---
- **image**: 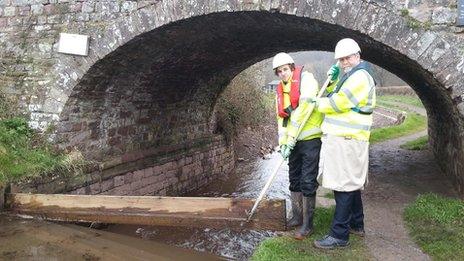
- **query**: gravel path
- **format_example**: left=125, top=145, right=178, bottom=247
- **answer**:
left=363, top=103, right=457, bottom=260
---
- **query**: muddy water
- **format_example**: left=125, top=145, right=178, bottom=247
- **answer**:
left=0, top=214, right=221, bottom=260
left=105, top=154, right=290, bottom=260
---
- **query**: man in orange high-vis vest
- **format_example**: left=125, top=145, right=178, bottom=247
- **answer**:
left=272, top=52, right=324, bottom=239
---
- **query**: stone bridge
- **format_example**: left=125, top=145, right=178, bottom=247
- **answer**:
left=1, top=0, right=464, bottom=195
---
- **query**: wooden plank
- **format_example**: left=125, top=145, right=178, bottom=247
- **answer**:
left=5, top=193, right=286, bottom=231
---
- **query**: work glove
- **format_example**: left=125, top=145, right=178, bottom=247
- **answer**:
left=281, top=145, right=292, bottom=159
left=280, top=144, right=289, bottom=158
left=327, top=64, right=340, bottom=82
left=287, top=137, right=296, bottom=150
left=281, top=137, right=296, bottom=159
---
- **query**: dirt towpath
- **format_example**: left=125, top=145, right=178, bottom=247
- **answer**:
left=363, top=104, right=458, bottom=260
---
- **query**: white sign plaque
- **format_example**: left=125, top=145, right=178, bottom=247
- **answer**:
left=58, top=33, right=89, bottom=56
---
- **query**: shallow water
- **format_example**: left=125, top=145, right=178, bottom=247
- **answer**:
left=105, top=152, right=290, bottom=260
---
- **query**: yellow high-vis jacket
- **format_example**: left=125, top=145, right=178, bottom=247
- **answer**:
left=276, top=71, right=323, bottom=146
left=317, top=62, right=376, bottom=141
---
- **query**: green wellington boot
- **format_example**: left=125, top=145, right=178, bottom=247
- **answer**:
left=294, top=196, right=315, bottom=240
left=287, top=192, right=303, bottom=228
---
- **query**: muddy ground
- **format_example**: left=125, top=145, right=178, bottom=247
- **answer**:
left=0, top=215, right=223, bottom=260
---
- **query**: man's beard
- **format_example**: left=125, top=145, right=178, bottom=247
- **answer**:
left=344, top=67, right=353, bottom=73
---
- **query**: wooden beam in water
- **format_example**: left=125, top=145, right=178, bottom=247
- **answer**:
left=5, top=193, right=286, bottom=231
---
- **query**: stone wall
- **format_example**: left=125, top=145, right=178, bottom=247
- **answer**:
left=15, top=134, right=235, bottom=196
left=0, top=1, right=462, bottom=131
left=0, top=0, right=161, bottom=127
left=1, top=0, right=464, bottom=195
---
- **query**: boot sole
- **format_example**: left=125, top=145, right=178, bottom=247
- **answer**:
left=294, top=231, right=312, bottom=240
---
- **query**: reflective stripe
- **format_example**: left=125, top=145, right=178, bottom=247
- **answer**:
left=290, top=120, right=299, bottom=128
left=329, top=97, right=342, bottom=113
left=298, top=127, right=322, bottom=139
left=278, top=130, right=287, bottom=136
left=325, top=117, right=371, bottom=131
left=351, top=70, right=376, bottom=114
left=364, top=70, right=375, bottom=108
left=341, top=88, right=359, bottom=106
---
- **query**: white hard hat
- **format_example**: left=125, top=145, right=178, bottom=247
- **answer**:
left=334, top=38, right=361, bottom=59
left=272, top=52, right=295, bottom=69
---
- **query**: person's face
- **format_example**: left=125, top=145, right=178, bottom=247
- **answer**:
left=338, top=53, right=360, bottom=70
left=276, top=64, right=293, bottom=81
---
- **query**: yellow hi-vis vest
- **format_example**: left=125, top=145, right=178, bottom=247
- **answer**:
left=276, top=71, right=323, bottom=146
left=317, top=66, right=376, bottom=141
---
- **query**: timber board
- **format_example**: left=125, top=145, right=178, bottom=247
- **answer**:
left=6, top=193, right=286, bottom=231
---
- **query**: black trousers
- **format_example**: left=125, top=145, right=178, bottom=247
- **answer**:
left=329, top=190, right=364, bottom=241
left=288, top=138, right=321, bottom=197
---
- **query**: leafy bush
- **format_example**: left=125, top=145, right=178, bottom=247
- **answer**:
left=215, top=65, right=274, bottom=141
left=0, top=117, right=87, bottom=185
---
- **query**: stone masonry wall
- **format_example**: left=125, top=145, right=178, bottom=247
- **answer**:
left=2, top=0, right=464, bottom=195
left=0, top=0, right=161, bottom=127
left=15, top=134, right=235, bottom=196
left=0, top=0, right=462, bottom=129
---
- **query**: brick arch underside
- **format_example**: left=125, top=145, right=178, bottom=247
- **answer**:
left=56, top=12, right=463, bottom=193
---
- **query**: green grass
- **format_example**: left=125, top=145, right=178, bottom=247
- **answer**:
left=404, top=194, right=464, bottom=260
left=370, top=112, right=427, bottom=143
left=377, top=95, right=424, bottom=108
left=323, top=191, right=334, bottom=199
left=0, top=117, right=87, bottom=185
left=251, top=207, right=370, bottom=260
left=400, top=136, right=428, bottom=150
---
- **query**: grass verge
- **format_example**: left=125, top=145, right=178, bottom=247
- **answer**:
left=370, top=112, right=426, bottom=143
left=377, top=95, right=424, bottom=108
left=251, top=207, right=370, bottom=260
left=400, top=136, right=428, bottom=150
left=0, top=117, right=87, bottom=185
left=404, top=194, right=464, bottom=260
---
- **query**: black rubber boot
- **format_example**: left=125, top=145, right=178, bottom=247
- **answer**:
left=294, top=196, right=316, bottom=240
left=287, top=192, right=303, bottom=228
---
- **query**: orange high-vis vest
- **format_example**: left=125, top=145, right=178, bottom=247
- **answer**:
left=276, top=66, right=303, bottom=118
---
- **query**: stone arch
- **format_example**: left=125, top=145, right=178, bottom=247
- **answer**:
left=51, top=0, right=464, bottom=194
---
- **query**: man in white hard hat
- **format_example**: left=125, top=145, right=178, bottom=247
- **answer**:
left=308, top=39, right=376, bottom=249
left=272, top=52, right=324, bottom=239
